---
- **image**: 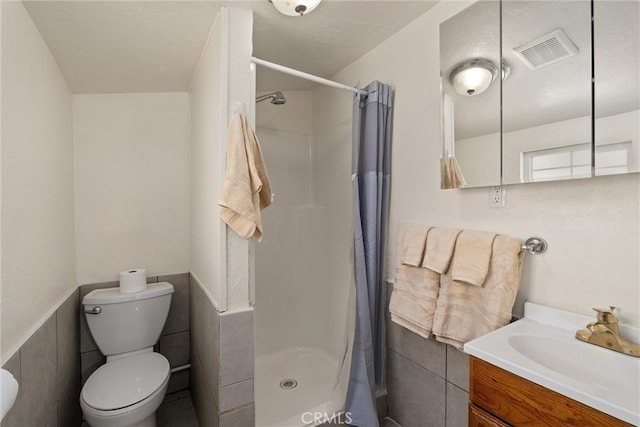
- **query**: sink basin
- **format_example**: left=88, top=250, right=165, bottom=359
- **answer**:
left=464, top=302, right=640, bottom=425
left=509, top=333, right=639, bottom=397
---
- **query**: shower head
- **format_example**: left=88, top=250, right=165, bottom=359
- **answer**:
left=256, top=91, right=286, bottom=105
left=271, top=92, right=286, bottom=105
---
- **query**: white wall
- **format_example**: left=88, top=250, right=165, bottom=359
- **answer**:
left=190, top=7, right=254, bottom=311
left=73, top=93, right=190, bottom=284
left=223, top=8, right=255, bottom=312
left=254, top=88, right=353, bottom=418
left=1, top=2, right=76, bottom=363
left=255, top=91, right=313, bottom=136
left=190, top=12, right=224, bottom=308
left=255, top=89, right=355, bottom=358
left=312, top=85, right=355, bottom=357
left=324, top=1, right=640, bottom=327
left=254, top=90, right=314, bottom=355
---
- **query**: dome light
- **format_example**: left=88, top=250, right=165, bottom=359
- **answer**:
left=270, top=0, right=322, bottom=16
left=449, top=59, right=509, bottom=96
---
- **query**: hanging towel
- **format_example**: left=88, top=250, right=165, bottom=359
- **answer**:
left=219, top=112, right=273, bottom=242
left=432, top=235, right=524, bottom=349
left=440, top=157, right=467, bottom=189
left=400, top=226, right=431, bottom=266
left=389, top=225, right=440, bottom=338
left=389, top=266, right=440, bottom=338
left=450, top=230, right=497, bottom=287
left=421, top=227, right=462, bottom=273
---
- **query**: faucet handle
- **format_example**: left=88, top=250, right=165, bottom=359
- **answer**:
left=593, top=307, right=618, bottom=324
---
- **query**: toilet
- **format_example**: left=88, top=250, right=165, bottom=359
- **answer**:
left=80, top=282, right=174, bottom=427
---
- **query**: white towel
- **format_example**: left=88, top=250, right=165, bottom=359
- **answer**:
left=219, top=113, right=273, bottom=242
left=450, top=230, right=496, bottom=287
left=432, top=235, right=524, bottom=349
left=400, top=226, right=430, bottom=266
left=390, top=265, right=440, bottom=338
left=389, top=225, right=440, bottom=338
left=422, top=227, right=462, bottom=273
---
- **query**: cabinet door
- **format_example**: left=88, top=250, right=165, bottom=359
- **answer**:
left=469, top=403, right=511, bottom=427
left=470, top=357, right=633, bottom=426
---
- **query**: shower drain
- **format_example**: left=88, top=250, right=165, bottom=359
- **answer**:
left=279, top=379, right=298, bottom=390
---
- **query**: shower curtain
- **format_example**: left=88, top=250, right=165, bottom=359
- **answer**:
left=346, top=81, right=392, bottom=427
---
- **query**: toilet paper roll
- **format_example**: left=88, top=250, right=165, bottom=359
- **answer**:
left=119, top=269, right=147, bottom=293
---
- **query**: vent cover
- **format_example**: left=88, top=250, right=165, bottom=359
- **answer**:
left=513, top=29, right=579, bottom=70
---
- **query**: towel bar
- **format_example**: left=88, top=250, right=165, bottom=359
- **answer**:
left=521, top=237, right=547, bottom=254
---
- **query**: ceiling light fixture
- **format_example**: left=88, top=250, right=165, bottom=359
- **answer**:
left=269, top=0, right=322, bottom=16
left=449, top=59, right=510, bottom=97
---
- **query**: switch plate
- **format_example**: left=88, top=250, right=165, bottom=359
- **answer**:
left=489, top=186, right=505, bottom=208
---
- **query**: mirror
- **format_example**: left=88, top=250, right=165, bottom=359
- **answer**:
left=594, top=0, right=639, bottom=176
left=502, top=1, right=592, bottom=185
left=440, top=0, right=639, bottom=189
left=440, top=0, right=501, bottom=188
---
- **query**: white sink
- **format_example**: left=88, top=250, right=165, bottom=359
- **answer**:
left=464, top=302, right=640, bottom=425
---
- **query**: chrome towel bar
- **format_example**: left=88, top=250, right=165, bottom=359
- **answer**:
left=521, top=237, right=547, bottom=255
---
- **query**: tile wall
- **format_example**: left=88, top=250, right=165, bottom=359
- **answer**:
left=190, top=274, right=255, bottom=427
left=1, top=291, right=81, bottom=427
left=385, top=282, right=470, bottom=427
left=0, top=276, right=466, bottom=427
left=79, top=273, right=191, bottom=395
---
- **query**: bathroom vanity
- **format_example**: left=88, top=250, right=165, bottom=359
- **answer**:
left=464, top=303, right=640, bottom=426
left=469, top=357, right=631, bottom=426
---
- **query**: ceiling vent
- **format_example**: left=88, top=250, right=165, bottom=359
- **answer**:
left=513, top=29, right=579, bottom=70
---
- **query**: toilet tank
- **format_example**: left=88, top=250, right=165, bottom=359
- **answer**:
left=83, top=282, right=174, bottom=356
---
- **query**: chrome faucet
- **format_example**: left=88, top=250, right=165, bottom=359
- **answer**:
left=575, top=306, right=640, bottom=357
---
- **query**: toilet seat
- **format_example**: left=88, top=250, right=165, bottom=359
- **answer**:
left=82, top=352, right=170, bottom=411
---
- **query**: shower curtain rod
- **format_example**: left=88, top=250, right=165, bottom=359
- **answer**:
left=251, top=57, right=368, bottom=96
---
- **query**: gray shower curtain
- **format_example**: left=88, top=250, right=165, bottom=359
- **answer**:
left=346, top=81, right=392, bottom=427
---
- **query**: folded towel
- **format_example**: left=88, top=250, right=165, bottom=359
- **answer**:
left=450, top=230, right=497, bottom=287
left=389, top=265, right=440, bottom=338
left=400, top=226, right=430, bottom=266
left=432, top=235, right=524, bottom=349
left=219, top=113, right=273, bottom=242
left=389, top=225, right=440, bottom=337
left=422, top=227, right=462, bottom=273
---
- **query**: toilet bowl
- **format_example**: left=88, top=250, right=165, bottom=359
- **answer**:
left=80, top=282, right=174, bottom=427
left=80, top=352, right=170, bottom=427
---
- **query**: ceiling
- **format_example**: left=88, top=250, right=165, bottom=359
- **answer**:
left=23, top=0, right=438, bottom=94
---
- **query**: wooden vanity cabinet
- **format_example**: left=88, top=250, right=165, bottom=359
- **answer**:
left=468, top=356, right=633, bottom=427
left=469, top=402, right=511, bottom=427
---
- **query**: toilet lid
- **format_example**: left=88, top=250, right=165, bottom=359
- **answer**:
left=81, top=352, right=170, bottom=411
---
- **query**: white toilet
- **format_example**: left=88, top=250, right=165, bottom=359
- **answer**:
left=80, top=282, right=174, bottom=427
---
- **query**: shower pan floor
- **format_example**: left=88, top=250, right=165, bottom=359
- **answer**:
left=255, top=347, right=343, bottom=427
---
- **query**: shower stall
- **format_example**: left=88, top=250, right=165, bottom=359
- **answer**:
left=253, top=86, right=356, bottom=426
